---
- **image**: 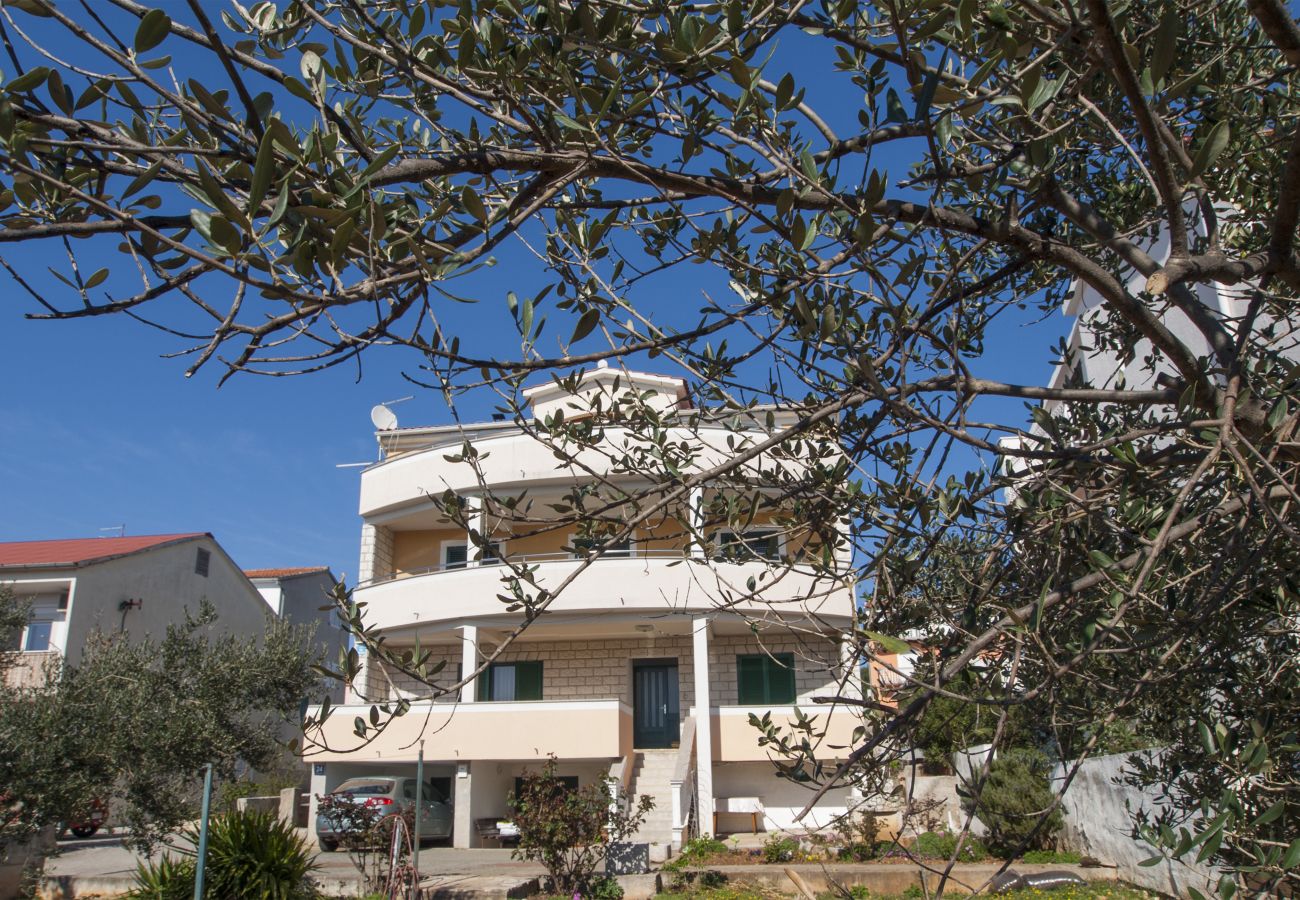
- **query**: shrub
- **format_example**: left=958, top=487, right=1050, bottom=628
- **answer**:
left=198, top=809, right=319, bottom=900
left=590, top=875, right=625, bottom=900
left=124, top=855, right=196, bottom=900
left=962, top=748, right=1063, bottom=857
left=509, top=757, right=653, bottom=895
left=912, top=829, right=989, bottom=861
left=830, top=810, right=884, bottom=861
left=761, top=835, right=799, bottom=863
left=315, top=792, right=413, bottom=892
left=667, top=836, right=728, bottom=871
left=126, top=810, right=318, bottom=900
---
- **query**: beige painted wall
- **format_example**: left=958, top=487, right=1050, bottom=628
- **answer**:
left=309, top=700, right=629, bottom=762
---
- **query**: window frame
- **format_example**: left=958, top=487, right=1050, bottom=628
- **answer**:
left=736, top=652, right=797, bottom=705
left=476, top=660, right=543, bottom=701
left=441, top=539, right=502, bottom=570
left=22, top=620, right=53, bottom=653
left=713, top=528, right=784, bottom=563
left=567, top=531, right=635, bottom=559
left=195, top=546, right=211, bottom=577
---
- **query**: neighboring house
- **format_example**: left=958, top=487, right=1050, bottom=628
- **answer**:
left=245, top=566, right=348, bottom=696
left=0, top=533, right=272, bottom=689
left=307, top=365, right=862, bottom=850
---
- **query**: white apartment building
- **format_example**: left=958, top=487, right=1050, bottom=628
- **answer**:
left=307, top=366, right=862, bottom=850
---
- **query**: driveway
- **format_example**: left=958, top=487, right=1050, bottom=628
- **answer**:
left=44, top=829, right=545, bottom=896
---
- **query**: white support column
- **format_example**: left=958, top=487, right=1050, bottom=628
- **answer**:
left=840, top=634, right=862, bottom=701
left=460, top=625, right=478, bottom=703
left=468, top=497, right=486, bottom=567
left=453, top=762, right=474, bottom=848
left=347, top=642, right=370, bottom=704
left=692, top=615, right=715, bottom=835
left=689, top=486, right=706, bottom=560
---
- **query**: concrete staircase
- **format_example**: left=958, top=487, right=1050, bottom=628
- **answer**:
left=626, top=749, right=679, bottom=848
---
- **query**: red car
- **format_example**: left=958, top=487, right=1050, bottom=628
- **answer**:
left=63, top=799, right=107, bottom=839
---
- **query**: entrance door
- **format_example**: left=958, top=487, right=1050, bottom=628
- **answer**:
left=632, top=661, right=680, bottom=748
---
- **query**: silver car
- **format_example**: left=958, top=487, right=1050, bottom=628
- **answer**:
left=316, top=776, right=453, bottom=851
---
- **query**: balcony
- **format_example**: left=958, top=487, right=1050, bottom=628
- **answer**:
left=359, top=425, right=820, bottom=519
left=712, top=706, right=862, bottom=762
left=354, top=549, right=854, bottom=629
left=306, top=699, right=631, bottom=763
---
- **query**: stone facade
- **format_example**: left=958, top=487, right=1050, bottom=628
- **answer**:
left=357, top=523, right=394, bottom=585
left=366, top=632, right=843, bottom=709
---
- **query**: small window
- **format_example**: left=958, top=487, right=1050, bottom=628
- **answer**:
left=737, top=653, right=796, bottom=705
left=23, top=621, right=52, bottom=652
left=444, top=542, right=500, bottom=570
left=570, top=535, right=631, bottom=558
left=514, top=775, right=578, bottom=799
left=476, top=660, right=543, bottom=701
left=56, top=592, right=69, bottom=611
left=195, top=547, right=211, bottom=577
left=715, top=530, right=781, bottom=562
left=402, top=781, right=416, bottom=800
left=444, top=544, right=468, bottom=570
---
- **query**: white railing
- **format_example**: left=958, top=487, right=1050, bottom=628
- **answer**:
left=671, top=718, right=698, bottom=846
left=359, top=548, right=690, bottom=588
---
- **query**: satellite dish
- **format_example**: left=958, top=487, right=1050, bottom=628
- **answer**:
left=370, top=404, right=399, bottom=431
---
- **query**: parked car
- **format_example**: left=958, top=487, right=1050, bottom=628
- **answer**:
left=62, top=798, right=108, bottom=839
left=315, top=777, right=452, bottom=851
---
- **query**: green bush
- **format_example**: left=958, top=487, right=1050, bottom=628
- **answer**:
left=912, top=829, right=988, bottom=861
left=761, top=835, right=799, bottom=863
left=125, top=810, right=319, bottom=900
left=124, top=855, right=196, bottom=900
left=589, top=875, right=625, bottom=900
left=963, top=748, right=1063, bottom=857
left=667, top=836, right=728, bottom=871
left=509, top=757, right=653, bottom=895
left=200, top=809, right=319, bottom=899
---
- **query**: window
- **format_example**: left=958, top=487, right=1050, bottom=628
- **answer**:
left=714, top=529, right=781, bottom=562
left=736, top=653, right=796, bottom=705
left=476, top=660, right=543, bottom=701
left=514, top=775, right=578, bottom=798
left=444, top=544, right=468, bottom=570
left=443, top=542, right=501, bottom=570
left=570, top=535, right=632, bottom=558
left=195, top=547, right=211, bottom=577
left=23, top=621, right=53, bottom=652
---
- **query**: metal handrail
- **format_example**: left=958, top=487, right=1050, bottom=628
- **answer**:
left=360, top=547, right=694, bottom=587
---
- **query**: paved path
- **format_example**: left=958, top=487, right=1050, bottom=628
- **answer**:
left=43, top=831, right=546, bottom=897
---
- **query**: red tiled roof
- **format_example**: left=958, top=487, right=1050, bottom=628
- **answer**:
left=0, top=533, right=206, bottom=568
left=243, top=567, right=331, bottom=579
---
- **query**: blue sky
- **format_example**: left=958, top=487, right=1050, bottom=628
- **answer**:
left=0, top=6, right=1069, bottom=581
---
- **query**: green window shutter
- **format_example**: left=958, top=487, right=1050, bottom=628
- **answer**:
left=476, top=666, right=491, bottom=701
left=516, top=660, right=543, bottom=700
left=770, top=653, right=796, bottom=703
left=737, top=655, right=765, bottom=704
left=738, top=654, right=796, bottom=704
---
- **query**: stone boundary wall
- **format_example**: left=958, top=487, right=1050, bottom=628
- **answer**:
left=1053, top=751, right=1218, bottom=898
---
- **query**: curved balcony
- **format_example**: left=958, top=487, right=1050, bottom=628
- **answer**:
left=359, top=426, right=819, bottom=518
left=354, top=549, right=854, bottom=630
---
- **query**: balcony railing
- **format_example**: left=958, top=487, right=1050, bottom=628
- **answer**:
left=362, top=547, right=800, bottom=589
left=362, top=548, right=685, bottom=588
